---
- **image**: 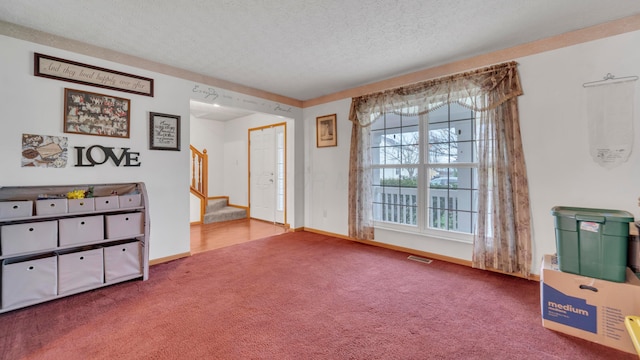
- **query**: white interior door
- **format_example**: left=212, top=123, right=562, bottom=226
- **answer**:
left=249, top=125, right=285, bottom=224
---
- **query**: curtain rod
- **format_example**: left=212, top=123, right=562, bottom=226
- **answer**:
left=582, top=73, right=638, bottom=87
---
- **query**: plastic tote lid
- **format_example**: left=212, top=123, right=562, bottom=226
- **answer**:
left=551, top=206, right=634, bottom=223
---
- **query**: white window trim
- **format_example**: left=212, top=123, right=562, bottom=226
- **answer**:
left=372, top=108, right=478, bottom=243
left=373, top=220, right=474, bottom=244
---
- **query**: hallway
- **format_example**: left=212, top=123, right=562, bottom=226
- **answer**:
left=190, top=218, right=288, bottom=254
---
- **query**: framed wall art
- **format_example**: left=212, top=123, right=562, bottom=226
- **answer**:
left=63, top=88, right=131, bottom=138
left=316, top=114, right=337, bottom=147
left=21, top=133, right=69, bottom=168
left=35, top=53, right=154, bottom=96
left=149, top=112, right=181, bottom=151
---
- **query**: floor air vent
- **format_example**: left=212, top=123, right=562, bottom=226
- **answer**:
left=407, top=255, right=433, bottom=264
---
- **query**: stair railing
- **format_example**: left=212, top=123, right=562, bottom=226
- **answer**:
left=190, top=145, right=208, bottom=222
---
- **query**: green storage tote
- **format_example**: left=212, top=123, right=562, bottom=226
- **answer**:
left=551, top=206, right=634, bottom=282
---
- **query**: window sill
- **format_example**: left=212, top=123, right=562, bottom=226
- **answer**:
left=374, top=222, right=473, bottom=245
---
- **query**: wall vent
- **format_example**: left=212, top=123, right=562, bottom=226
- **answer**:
left=407, top=255, right=433, bottom=264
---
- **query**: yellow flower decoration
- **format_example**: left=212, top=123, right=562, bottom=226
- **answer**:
left=67, top=189, right=86, bottom=199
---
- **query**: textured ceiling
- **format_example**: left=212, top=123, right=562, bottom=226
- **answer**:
left=1, top=0, right=640, bottom=102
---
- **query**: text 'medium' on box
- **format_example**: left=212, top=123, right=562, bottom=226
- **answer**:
left=540, top=254, right=640, bottom=355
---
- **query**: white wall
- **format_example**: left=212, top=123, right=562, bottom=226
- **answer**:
left=222, top=113, right=296, bottom=225
left=189, top=114, right=224, bottom=222
left=1, top=35, right=191, bottom=260
left=302, top=30, right=640, bottom=275
left=190, top=113, right=225, bottom=195
left=303, top=99, right=352, bottom=234
left=518, top=30, right=640, bottom=271
left=188, top=111, right=297, bottom=224
left=1, top=33, right=304, bottom=259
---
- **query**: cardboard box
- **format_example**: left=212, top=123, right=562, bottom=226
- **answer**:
left=629, top=223, right=640, bottom=273
left=541, top=254, right=640, bottom=354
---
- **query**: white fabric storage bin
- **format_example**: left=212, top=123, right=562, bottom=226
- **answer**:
left=0, top=201, right=33, bottom=219
left=1, top=221, right=58, bottom=256
left=105, top=213, right=143, bottom=239
left=58, top=215, right=104, bottom=246
left=104, top=241, right=142, bottom=282
left=68, top=198, right=95, bottom=213
left=118, top=194, right=141, bottom=209
left=2, top=255, right=57, bottom=309
left=36, top=199, right=68, bottom=215
left=57, top=248, right=104, bottom=294
left=95, top=196, right=119, bottom=211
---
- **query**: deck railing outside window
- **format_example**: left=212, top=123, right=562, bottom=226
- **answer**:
left=373, top=187, right=474, bottom=233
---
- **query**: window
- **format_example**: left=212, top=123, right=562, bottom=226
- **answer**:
left=276, top=129, right=285, bottom=212
left=371, top=103, right=478, bottom=238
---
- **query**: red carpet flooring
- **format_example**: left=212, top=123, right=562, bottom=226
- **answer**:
left=0, top=231, right=634, bottom=359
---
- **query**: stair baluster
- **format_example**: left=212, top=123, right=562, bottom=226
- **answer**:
left=190, top=145, right=208, bottom=223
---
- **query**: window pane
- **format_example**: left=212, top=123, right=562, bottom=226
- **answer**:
left=427, top=167, right=476, bottom=234
left=372, top=168, right=397, bottom=186
left=382, top=144, right=402, bottom=164
left=427, top=122, right=453, bottom=163
left=455, top=167, right=477, bottom=190
left=428, top=168, right=454, bottom=188
left=372, top=167, right=417, bottom=225
left=428, top=141, right=452, bottom=163
left=402, top=114, right=419, bottom=127
left=428, top=168, right=477, bottom=191
left=450, top=103, right=473, bottom=120
left=427, top=104, right=477, bottom=165
left=276, top=131, right=285, bottom=211
left=451, top=210, right=474, bottom=233
left=451, top=189, right=473, bottom=212
left=400, top=125, right=419, bottom=164
left=451, top=119, right=475, bottom=163
left=428, top=105, right=449, bottom=124
left=372, top=121, right=419, bottom=165
left=385, top=113, right=402, bottom=129
left=371, top=115, right=385, bottom=130
left=371, top=128, right=385, bottom=165
left=429, top=195, right=449, bottom=230
left=400, top=186, right=418, bottom=225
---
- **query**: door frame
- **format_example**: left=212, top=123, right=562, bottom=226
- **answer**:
left=248, top=122, right=287, bottom=226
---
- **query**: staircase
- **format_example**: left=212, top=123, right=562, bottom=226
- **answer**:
left=191, top=144, right=247, bottom=224
left=203, top=198, right=247, bottom=224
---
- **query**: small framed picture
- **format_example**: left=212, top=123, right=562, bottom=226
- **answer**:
left=316, top=114, right=337, bottom=147
left=149, top=112, right=181, bottom=151
left=64, top=88, right=130, bottom=138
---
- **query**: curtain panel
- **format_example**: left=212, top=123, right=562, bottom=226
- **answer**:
left=348, top=61, right=532, bottom=277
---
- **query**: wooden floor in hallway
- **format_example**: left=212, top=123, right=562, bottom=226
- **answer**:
left=190, top=218, right=288, bottom=254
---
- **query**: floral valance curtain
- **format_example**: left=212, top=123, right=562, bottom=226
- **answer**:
left=348, top=61, right=533, bottom=277
left=349, top=61, right=523, bottom=126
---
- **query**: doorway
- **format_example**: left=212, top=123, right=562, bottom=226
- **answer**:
left=249, top=123, right=286, bottom=224
left=189, top=101, right=291, bottom=254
